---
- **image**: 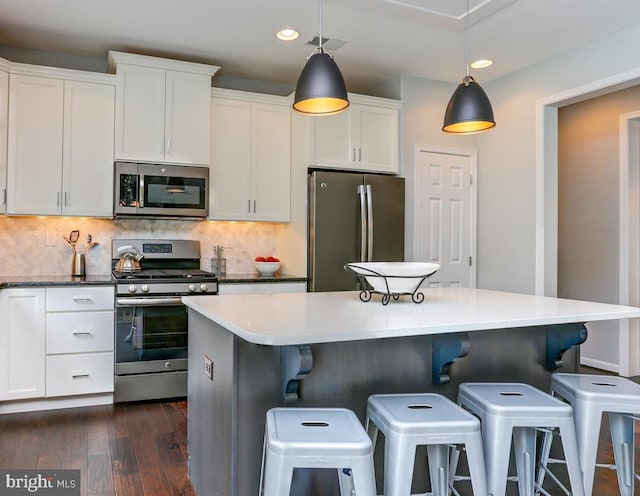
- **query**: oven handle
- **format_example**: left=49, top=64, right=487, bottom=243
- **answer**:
left=116, top=297, right=184, bottom=307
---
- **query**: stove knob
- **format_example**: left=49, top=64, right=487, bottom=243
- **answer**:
left=200, top=283, right=209, bottom=292
left=188, top=284, right=197, bottom=293
left=128, top=284, right=137, bottom=294
left=141, top=284, right=150, bottom=293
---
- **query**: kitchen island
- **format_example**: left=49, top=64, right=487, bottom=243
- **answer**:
left=183, top=288, right=640, bottom=496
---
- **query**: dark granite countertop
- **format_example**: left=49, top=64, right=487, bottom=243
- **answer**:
left=0, top=275, right=114, bottom=288
left=218, top=273, right=307, bottom=284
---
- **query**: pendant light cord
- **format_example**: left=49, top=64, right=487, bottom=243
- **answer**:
left=319, top=0, right=323, bottom=51
left=465, top=0, right=470, bottom=78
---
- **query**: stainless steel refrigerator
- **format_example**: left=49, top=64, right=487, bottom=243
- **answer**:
left=308, top=170, right=405, bottom=291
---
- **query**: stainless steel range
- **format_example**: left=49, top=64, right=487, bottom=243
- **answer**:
left=112, top=239, right=218, bottom=403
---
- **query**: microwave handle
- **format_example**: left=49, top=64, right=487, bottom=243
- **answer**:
left=139, top=174, right=145, bottom=208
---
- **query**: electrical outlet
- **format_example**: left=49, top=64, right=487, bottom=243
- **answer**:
left=204, top=355, right=214, bottom=381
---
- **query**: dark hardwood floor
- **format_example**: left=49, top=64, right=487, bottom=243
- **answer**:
left=0, top=391, right=636, bottom=495
left=0, top=400, right=194, bottom=496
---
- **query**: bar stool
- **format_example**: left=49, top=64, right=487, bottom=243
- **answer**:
left=365, top=393, right=488, bottom=496
left=259, top=407, right=376, bottom=496
left=457, top=382, right=585, bottom=496
left=537, top=373, right=640, bottom=496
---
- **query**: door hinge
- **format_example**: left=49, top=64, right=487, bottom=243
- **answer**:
left=469, top=256, right=473, bottom=267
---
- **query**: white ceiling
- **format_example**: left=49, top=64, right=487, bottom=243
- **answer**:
left=1, top=0, right=640, bottom=94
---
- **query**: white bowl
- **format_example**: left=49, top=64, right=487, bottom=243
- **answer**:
left=255, top=261, right=281, bottom=275
left=345, top=262, right=440, bottom=294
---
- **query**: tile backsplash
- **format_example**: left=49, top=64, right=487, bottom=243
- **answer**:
left=0, top=216, right=279, bottom=276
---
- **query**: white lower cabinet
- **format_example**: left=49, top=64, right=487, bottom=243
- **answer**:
left=45, top=353, right=113, bottom=398
left=45, top=286, right=114, bottom=398
left=218, top=282, right=306, bottom=296
left=0, top=285, right=114, bottom=409
left=0, top=288, right=46, bottom=401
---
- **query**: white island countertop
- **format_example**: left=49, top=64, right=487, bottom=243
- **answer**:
left=182, top=287, right=640, bottom=346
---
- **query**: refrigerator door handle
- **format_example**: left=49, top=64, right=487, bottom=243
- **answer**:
left=366, top=184, right=374, bottom=261
left=358, top=184, right=367, bottom=261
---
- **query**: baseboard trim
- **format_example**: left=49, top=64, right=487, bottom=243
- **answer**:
left=0, top=393, right=113, bottom=414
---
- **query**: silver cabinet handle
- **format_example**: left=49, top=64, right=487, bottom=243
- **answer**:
left=366, top=184, right=373, bottom=261
left=72, top=331, right=92, bottom=336
left=357, top=148, right=362, bottom=162
left=253, top=200, right=256, bottom=213
left=1, top=188, right=6, bottom=206
left=56, top=191, right=60, bottom=207
left=352, top=148, right=356, bottom=162
left=166, top=138, right=171, bottom=155
left=139, top=174, right=145, bottom=208
left=117, top=297, right=183, bottom=306
left=64, top=192, right=68, bottom=207
left=72, top=372, right=90, bottom=378
left=358, top=184, right=367, bottom=262
left=72, top=297, right=93, bottom=303
left=248, top=199, right=251, bottom=213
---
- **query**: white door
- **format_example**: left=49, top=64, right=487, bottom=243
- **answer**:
left=165, top=70, right=212, bottom=165
left=251, top=102, right=291, bottom=222
left=62, top=80, right=115, bottom=217
left=0, top=288, right=46, bottom=401
left=415, top=149, right=476, bottom=287
left=209, top=97, right=252, bottom=220
left=7, top=74, right=64, bottom=215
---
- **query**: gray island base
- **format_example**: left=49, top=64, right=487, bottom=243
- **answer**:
left=183, top=288, right=640, bottom=496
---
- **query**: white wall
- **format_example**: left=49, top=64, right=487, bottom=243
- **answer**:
left=401, top=22, right=640, bottom=294
left=397, top=75, right=479, bottom=263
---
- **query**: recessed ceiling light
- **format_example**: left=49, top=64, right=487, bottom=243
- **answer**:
left=471, top=59, right=494, bottom=69
left=276, top=28, right=300, bottom=41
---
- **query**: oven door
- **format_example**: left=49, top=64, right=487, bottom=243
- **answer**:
left=115, top=296, right=188, bottom=374
left=139, top=164, right=208, bottom=217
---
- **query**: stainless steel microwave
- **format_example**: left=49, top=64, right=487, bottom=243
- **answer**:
left=114, top=162, right=209, bottom=219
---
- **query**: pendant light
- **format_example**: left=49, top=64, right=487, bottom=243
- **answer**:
left=442, top=0, right=495, bottom=134
left=293, top=0, right=349, bottom=115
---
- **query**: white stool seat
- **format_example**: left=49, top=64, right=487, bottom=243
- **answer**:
left=366, top=393, right=488, bottom=496
left=458, top=382, right=585, bottom=496
left=542, top=373, right=640, bottom=496
left=259, top=407, right=377, bottom=496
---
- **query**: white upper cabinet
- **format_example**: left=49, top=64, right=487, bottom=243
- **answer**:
left=0, top=69, right=8, bottom=214
left=62, top=80, right=115, bottom=217
left=109, top=51, right=219, bottom=166
left=311, top=95, right=401, bottom=174
left=7, top=74, right=63, bottom=215
left=210, top=89, right=291, bottom=222
left=6, top=71, right=115, bottom=217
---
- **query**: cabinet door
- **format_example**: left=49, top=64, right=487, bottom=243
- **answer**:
left=7, top=74, right=64, bottom=215
left=251, top=103, right=291, bottom=222
left=210, top=98, right=252, bottom=220
left=0, top=70, right=8, bottom=214
left=311, top=108, right=352, bottom=167
left=114, top=64, right=165, bottom=162
left=0, top=288, right=46, bottom=401
left=353, top=104, right=399, bottom=173
left=62, top=81, right=115, bottom=217
left=165, top=71, right=211, bottom=165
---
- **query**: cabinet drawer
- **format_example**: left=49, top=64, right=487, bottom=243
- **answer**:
left=46, top=352, right=114, bottom=397
left=46, top=311, right=114, bottom=354
left=46, top=286, right=114, bottom=312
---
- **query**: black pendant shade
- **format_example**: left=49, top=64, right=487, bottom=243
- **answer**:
left=443, top=76, right=495, bottom=134
left=293, top=50, right=349, bottom=115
